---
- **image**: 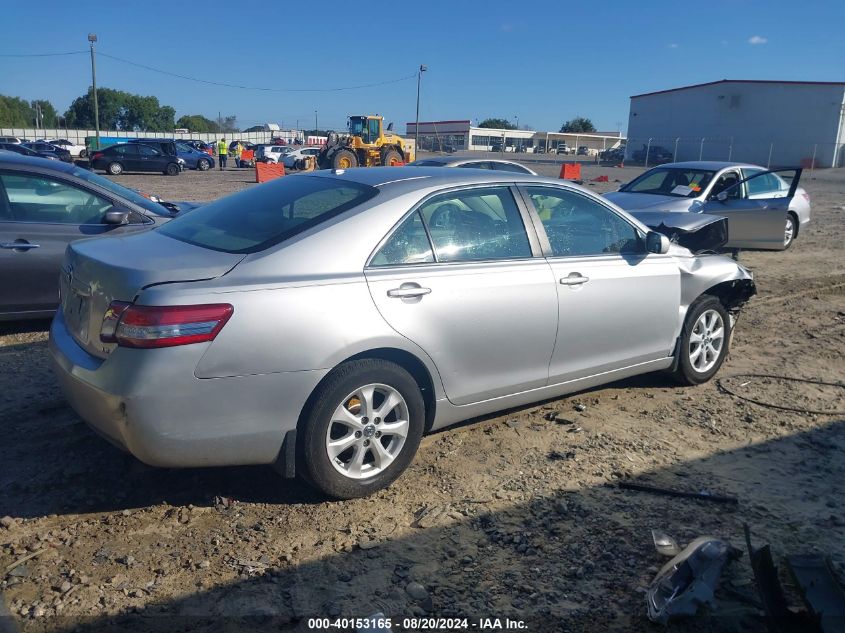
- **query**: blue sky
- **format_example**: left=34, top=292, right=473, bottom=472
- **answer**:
left=1, top=0, right=842, bottom=133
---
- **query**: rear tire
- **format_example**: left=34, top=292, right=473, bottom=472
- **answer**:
left=382, top=149, right=402, bottom=166
left=107, top=162, right=123, bottom=175
left=298, top=359, right=424, bottom=499
left=783, top=213, right=797, bottom=249
left=79, top=149, right=88, bottom=158
left=332, top=149, right=358, bottom=169
left=672, top=296, right=731, bottom=386
left=165, top=163, right=180, bottom=176
left=197, top=158, right=211, bottom=171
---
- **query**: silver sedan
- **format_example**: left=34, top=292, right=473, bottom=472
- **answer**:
left=604, top=161, right=811, bottom=250
left=50, top=167, right=755, bottom=499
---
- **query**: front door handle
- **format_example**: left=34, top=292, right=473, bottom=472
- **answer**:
left=560, top=273, right=589, bottom=286
left=1, top=241, right=41, bottom=250
left=387, top=285, right=432, bottom=298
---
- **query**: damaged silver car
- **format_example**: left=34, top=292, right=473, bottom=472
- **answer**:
left=50, top=167, right=755, bottom=499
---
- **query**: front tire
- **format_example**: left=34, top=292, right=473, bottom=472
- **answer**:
left=783, top=213, right=797, bottom=249
left=672, top=296, right=731, bottom=385
left=298, top=359, right=425, bottom=499
left=165, top=163, right=180, bottom=176
left=197, top=158, right=211, bottom=171
left=332, top=149, right=358, bottom=169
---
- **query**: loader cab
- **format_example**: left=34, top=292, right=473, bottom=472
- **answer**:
left=349, top=116, right=382, bottom=144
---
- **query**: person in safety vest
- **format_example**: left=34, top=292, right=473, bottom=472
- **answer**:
left=217, top=138, right=228, bottom=169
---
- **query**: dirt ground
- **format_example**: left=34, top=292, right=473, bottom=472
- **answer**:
left=0, top=159, right=843, bottom=633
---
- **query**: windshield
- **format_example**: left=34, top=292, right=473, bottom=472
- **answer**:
left=158, top=175, right=378, bottom=254
left=349, top=118, right=365, bottom=135
left=67, top=165, right=172, bottom=215
left=622, top=167, right=716, bottom=198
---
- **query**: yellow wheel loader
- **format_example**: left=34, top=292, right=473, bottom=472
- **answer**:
left=317, top=115, right=415, bottom=170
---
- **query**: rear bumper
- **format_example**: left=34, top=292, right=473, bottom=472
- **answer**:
left=49, top=310, right=327, bottom=469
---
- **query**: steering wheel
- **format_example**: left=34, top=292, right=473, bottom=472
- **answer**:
left=429, top=202, right=461, bottom=229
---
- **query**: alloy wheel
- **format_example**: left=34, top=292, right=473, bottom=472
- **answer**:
left=325, top=383, right=409, bottom=480
left=688, top=309, right=725, bottom=373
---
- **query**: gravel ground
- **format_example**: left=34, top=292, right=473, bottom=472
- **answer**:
left=0, top=159, right=843, bottom=632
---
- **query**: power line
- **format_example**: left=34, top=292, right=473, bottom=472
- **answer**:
left=0, top=50, right=87, bottom=57
left=96, top=52, right=416, bottom=93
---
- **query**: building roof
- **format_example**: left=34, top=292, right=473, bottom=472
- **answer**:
left=631, top=79, right=845, bottom=99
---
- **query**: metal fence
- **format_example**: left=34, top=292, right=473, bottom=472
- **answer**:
left=625, top=136, right=845, bottom=169
left=0, top=127, right=297, bottom=146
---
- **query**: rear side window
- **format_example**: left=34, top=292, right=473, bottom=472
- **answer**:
left=491, top=162, right=532, bottom=174
left=158, top=176, right=377, bottom=253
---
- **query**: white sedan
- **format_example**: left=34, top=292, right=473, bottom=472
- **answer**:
left=48, top=139, right=87, bottom=157
left=282, top=147, right=322, bottom=169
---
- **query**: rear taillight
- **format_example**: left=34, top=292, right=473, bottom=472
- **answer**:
left=91, top=152, right=103, bottom=161
left=100, top=302, right=233, bottom=348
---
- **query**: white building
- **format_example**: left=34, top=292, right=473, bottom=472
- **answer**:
left=406, top=120, right=624, bottom=154
left=626, top=80, right=845, bottom=168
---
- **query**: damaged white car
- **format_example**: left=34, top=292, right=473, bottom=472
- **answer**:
left=51, top=168, right=756, bottom=498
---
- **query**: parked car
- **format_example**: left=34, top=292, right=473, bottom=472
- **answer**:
left=49, top=166, right=756, bottom=499
left=631, top=144, right=674, bottom=164
left=600, top=146, right=626, bottom=162
left=23, top=142, right=73, bottom=163
left=490, top=141, right=503, bottom=152
left=408, top=156, right=537, bottom=175
left=0, top=136, right=24, bottom=144
left=175, top=141, right=215, bottom=171
left=90, top=143, right=182, bottom=176
left=47, top=139, right=87, bottom=157
left=228, top=140, right=255, bottom=155
left=184, top=140, right=213, bottom=155
left=0, top=153, right=198, bottom=320
left=127, top=138, right=178, bottom=157
left=555, top=144, right=574, bottom=155
left=604, top=161, right=810, bottom=249
left=255, top=144, right=295, bottom=164
left=0, top=143, right=55, bottom=159
left=281, top=146, right=321, bottom=169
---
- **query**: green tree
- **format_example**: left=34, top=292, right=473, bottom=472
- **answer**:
left=176, top=114, right=220, bottom=133
left=31, top=100, right=58, bottom=127
left=64, top=87, right=176, bottom=131
left=0, top=95, right=37, bottom=127
left=559, top=117, right=596, bottom=133
left=478, top=118, right=516, bottom=130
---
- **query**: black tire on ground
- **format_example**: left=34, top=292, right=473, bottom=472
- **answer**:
left=783, top=213, right=798, bottom=249
left=331, top=149, right=358, bottom=169
left=298, top=359, right=425, bottom=499
left=672, top=295, right=731, bottom=386
left=165, top=163, right=180, bottom=176
left=197, top=158, right=211, bottom=171
left=107, top=162, right=123, bottom=175
left=79, top=149, right=87, bottom=158
left=381, top=149, right=402, bottom=166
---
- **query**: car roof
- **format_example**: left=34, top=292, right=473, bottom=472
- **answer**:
left=660, top=161, right=760, bottom=170
left=0, top=151, right=78, bottom=171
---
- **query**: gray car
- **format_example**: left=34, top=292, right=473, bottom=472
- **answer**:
left=604, top=161, right=811, bottom=250
left=0, top=153, right=196, bottom=320
left=50, top=167, right=755, bottom=499
left=409, top=156, right=538, bottom=175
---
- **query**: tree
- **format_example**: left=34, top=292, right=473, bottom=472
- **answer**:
left=176, top=114, right=218, bottom=132
left=64, top=87, right=176, bottom=131
left=0, top=95, right=58, bottom=127
left=478, top=118, right=516, bottom=130
left=559, top=117, right=596, bottom=133
left=242, top=125, right=265, bottom=133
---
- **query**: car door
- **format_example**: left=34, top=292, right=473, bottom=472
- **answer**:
left=136, top=144, right=164, bottom=172
left=0, top=170, right=150, bottom=315
left=519, top=185, right=680, bottom=383
left=365, top=184, right=558, bottom=405
left=112, top=144, right=140, bottom=171
left=702, top=168, right=801, bottom=249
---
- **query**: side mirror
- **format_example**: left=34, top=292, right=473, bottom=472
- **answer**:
left=103, top=210, right=130, bottom=225
left=646, top=231, right=670, bottom=254
left=716, top=191, right=728, bottom=202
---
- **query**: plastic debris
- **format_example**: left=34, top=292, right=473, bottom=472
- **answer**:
left=651, top=530, right=681, bottom=557
left=646, top=536, right=737, bottom=624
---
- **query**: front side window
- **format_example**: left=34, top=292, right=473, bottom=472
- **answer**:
left=743, top=170, right=783, bottom=196
left=418, top=186, right=531, bottom=262
left=0, top=172, right=113, bottom=224
left=710, top=170, right=743, bottom=200
left=526, top=186, right=641, bottom=257
left=158, top=175, right=377, bottom=253
left=369, top=211, right=434, bottom=266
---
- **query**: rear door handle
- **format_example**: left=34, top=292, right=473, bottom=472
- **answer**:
left=387, top=285, right=432, bottom=298
left=1, top=242, right=41, bottom=250
left=560, top=274, right=589, bottom=286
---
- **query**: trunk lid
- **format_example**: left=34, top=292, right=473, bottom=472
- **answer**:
left=60, top=230, right=244, bottom=359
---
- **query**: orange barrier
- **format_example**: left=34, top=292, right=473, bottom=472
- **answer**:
left=255, top=162, right=285, bottom=183
left=592, top=175, right=609, bottom=182
left=559, top=163, right=581, bottom=180
left=390, top=162, right=406, bottom=166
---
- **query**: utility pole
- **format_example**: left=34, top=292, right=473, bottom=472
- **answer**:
left=88, top=33, right=100, bottom=150
left=415, top=64, right=427, bottom=152
left=315, top=110, right=318, bottom=132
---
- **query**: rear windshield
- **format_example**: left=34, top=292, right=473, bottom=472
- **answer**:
left=157, top=175, right=377, bottom=253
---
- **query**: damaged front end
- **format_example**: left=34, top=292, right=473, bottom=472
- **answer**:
left=631, top=211, right=729, bottom=254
